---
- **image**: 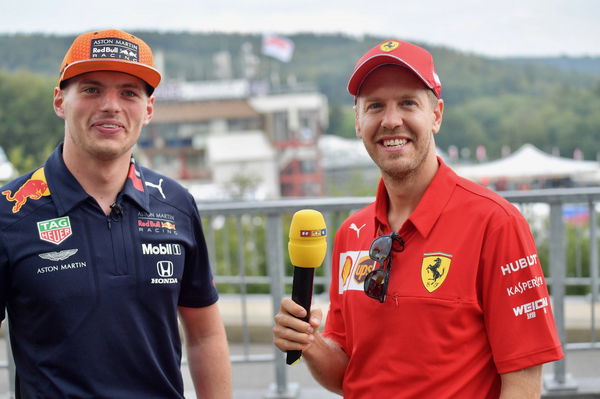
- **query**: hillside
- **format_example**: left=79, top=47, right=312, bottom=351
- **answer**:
left=1, top=31, right=600, bottom=172
left=0, top=31, right=597, bottom=106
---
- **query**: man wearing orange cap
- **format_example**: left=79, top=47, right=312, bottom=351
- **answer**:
left=0, top=29, right=231, bottom=398
left=274, top=39, right=563, bottom=398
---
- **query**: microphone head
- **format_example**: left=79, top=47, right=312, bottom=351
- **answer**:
left=288, top=209, right=327, bottom=268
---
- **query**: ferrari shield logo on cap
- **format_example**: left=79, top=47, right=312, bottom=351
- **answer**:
left=421, top=252, right=452, bottom=293
left=380, top=40, right=400, bottom=52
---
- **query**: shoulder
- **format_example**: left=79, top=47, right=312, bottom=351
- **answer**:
left=0, top=168, right=51, bottom=226
left=452, top=174, right=524, bottom=221
left=140, top=167, right=197, bottom=213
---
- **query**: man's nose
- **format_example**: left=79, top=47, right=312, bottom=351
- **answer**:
left=380, top=106, right=403, bottom=130
left=99, top=90, right=122, bottom=112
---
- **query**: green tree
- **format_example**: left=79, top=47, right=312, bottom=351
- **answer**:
left=0, top=70, right=63, bottom=173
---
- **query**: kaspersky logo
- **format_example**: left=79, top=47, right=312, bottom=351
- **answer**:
left=37, top=216, right=72, bottom=245
left=2, top=168, right=50, bottom=213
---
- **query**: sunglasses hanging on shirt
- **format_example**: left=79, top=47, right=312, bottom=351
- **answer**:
left=363, top=232, right=405, bottom=303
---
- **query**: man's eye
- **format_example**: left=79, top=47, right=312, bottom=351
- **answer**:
left=402, top=100, right=417, bottom=107
left=123, top=90, right=137, bottom=97
left=83, top=87, right=99, bottom=94
left=366, top=103, right=382, bottom=110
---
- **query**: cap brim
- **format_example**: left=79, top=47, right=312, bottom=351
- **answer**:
left=60, top=59, right=161, bottom=88
left=347, top=54, right=433, bottom=96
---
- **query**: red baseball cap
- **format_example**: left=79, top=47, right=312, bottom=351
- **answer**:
left=347, top=39, right=442, bottom=98
left=58, top=29, right=161, bottom=89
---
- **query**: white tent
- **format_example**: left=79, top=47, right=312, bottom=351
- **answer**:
left=0, top=147, right=17, bottom=182
left=455, top=144, right=600, bottom=184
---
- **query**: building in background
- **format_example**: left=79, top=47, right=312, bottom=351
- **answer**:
left=139, top=79, right=327, bottom=200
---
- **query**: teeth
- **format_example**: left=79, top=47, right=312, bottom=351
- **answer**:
left=101, top=124, right=119, bottom=128
left=383, top=138, right=407, bottom=147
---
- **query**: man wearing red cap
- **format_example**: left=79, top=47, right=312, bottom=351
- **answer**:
left=274, top=39, right=563, bottom=398
left=0, top=29, right=231, bottom=398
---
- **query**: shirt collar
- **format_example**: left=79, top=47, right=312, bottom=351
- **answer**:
left=374, top=157, right=458, bottom=238
left=44, top=144, right=151, bottom=215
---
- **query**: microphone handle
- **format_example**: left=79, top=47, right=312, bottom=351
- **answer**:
left=287, top=267, right=315, bottom=365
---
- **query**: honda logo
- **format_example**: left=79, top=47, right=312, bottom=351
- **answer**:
left=156, top=260, right=174, bottom=277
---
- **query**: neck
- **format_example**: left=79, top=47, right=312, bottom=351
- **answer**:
left=62, top=144, right=131, bottom=215
left=382, top=156, right=439, bottom=232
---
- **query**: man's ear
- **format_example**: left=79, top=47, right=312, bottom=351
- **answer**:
left=354, top=104, right=362, bottom=139
left=53, top=87, right=66, bottom=119
left=143, top=96, right=155, bottom=126
left=432, top=98, right=444, bottom=134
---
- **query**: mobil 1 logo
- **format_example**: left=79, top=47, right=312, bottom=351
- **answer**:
left=141, top=243, right=182, bottom=256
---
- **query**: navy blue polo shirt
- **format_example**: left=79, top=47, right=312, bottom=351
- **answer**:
left=0, top=145, right=218, bottom=398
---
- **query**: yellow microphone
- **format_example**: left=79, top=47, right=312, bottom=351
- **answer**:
left=286, top=209, right=327, bottom=365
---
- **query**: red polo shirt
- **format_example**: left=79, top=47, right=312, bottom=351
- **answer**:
left=323, top=159, right=563, bottom=398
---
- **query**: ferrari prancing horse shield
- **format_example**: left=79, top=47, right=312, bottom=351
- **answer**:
left=421, top=252, right=452, bottom=293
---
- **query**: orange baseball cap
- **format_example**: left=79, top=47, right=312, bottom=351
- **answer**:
left=347, top=39, right=442, bottom=98
left=58, top=29, right=161, bottom=89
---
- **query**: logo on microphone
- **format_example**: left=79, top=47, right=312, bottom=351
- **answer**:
left=299, top=228, right=326, bottom=237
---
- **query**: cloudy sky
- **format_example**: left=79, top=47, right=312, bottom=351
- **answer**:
left=2, top=0, right=598, bottom=57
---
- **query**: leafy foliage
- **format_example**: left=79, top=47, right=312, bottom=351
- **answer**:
left=0, top=69, right=63, bottom=173
left=1, top=31, right=599, bottom=172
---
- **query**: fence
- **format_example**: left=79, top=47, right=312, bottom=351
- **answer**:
left=2, top=188, right=600, bottom=397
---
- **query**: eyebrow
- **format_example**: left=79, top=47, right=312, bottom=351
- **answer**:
left=77, top=79, right=144, bottom=91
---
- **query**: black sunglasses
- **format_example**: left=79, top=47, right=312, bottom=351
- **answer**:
left=363, top=232, right=405, bottom=303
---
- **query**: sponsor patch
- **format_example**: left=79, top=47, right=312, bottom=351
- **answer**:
left=141, top=243, right=182, bottom=255
left=380, top=40, right=400, bottom=52
left=91, top=37, right=139, bottom=62
left=37, top=216, right=72, bottom=245
left=151, top=260, right=178, bottom=284
left=2, top=168, right=50, bottom=213
left=39, top=249, right=78, bottom=261
left=421, top=252, right=452, bottom=293
left=337, top=250, right=376, bottom=294
left=137, top=212, right=178, bottom=235
left=513, top=296, right=549, bottom=319
left=499, top=253, right=538, bottom=276
left=506, top=276, right=545, bottom=296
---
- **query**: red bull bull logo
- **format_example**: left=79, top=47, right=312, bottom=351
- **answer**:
left=2, top=168, right=50, bottom=213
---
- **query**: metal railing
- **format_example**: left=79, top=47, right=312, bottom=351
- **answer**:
left=2, top=188, right=600, bottom=397
left=197, top=188, right=600, bottom=397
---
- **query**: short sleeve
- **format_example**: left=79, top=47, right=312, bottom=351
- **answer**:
left=481, top=212, right=563, bottom=373
left=322, top=231, right=348, bottom=352
left=0, top=232, right=8, bottom=323
left=177, top=195, right=219, bottom=308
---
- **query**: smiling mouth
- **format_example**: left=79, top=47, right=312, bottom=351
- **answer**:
left=382, top=138, right=407, bottom=148
left=98, top=123, right=120, bottom=129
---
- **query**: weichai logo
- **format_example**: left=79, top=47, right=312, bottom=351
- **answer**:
left=512, top=296, right=549, bottom=319
left=37, top=216, right=72, bottom=245
left=2, top=168, right=50, bottom=213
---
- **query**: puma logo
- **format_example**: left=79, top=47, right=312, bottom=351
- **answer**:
left=349, top=223, right=366, bottom=238
left=145, top=178, right=166, bottom=199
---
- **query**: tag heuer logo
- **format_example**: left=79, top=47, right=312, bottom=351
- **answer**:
left=37, top=216, right=72, bottom=245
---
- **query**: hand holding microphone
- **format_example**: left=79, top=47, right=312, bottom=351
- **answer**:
left=286, top=209, right=327, bottom=365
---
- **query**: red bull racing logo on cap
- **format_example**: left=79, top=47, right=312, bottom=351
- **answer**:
left=2, top=168, right=50, bottom=213
left=37, top=216, right=73, bottom=245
